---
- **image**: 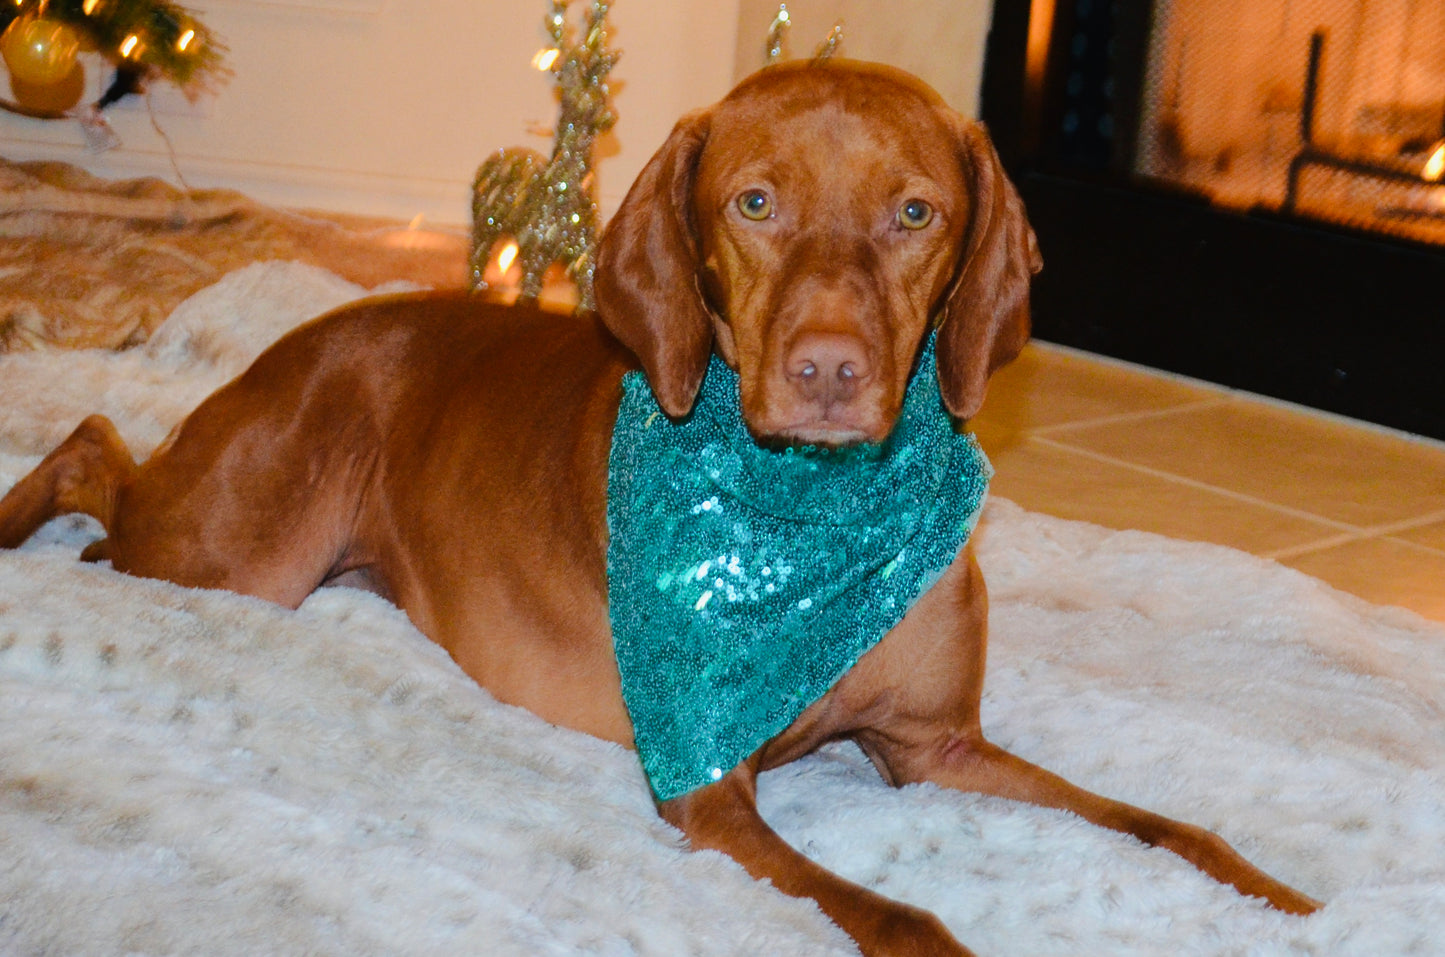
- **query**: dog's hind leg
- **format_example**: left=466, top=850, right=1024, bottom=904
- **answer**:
left=0, top=415, right=136, bottom=551
left=873, top=732, right=1322, bottom=915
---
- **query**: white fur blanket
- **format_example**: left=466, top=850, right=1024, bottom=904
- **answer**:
left=1, top=262, right=1442, bottom=956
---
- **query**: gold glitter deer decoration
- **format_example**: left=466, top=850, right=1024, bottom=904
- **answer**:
left=470, top=0, right=618, bottom=311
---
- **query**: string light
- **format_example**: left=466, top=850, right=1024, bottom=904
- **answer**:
left=1424, top=142, right=1445, bottom=182
left=176, top=28, right=194, bottom=52
left=118, top=33, right=138, bottom=57
left=531, top=47, right=559, bottom=70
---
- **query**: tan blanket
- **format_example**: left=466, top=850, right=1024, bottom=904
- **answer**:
left=0, top=156, right=467, bottom=351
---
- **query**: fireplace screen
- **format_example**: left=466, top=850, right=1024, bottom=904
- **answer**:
left=1136, top=0, right=1445, bottom=246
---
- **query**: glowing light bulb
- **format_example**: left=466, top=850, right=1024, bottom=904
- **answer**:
left=532, top=47, right=559, bottom=71
left=497, top=240, right=520, bottom=273
left=1424, top=142, right=1445, bottom=182
left=176, top=29, right=195, bottom=52
left=119, top=34, right=139, bottom=58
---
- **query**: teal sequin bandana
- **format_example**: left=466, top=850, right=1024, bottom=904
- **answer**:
left=606, top=336, right=991, bottom=801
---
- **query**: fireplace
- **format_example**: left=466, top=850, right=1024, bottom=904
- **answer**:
left=982, top=0, right=1445, bottom=440
left=1141, top=1, right=1445, bottom=245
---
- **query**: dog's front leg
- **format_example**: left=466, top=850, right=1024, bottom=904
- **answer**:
left=659, top=759, right=972, bottom=957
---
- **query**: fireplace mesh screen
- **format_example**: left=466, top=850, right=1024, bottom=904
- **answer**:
left=1136, top=0, right=1445, bottom=246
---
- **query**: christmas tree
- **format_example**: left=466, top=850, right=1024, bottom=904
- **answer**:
left=1, top=0, right=225, bottom=118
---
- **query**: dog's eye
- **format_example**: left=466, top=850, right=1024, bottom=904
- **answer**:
left=898, top=199, right=934, bottom=230
left=737, top=190, right=773, bottom=221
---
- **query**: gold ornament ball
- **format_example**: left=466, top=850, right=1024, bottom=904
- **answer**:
left=9, top=60, right=84, bottom=113
left=1, top=16, right=82, bottom=87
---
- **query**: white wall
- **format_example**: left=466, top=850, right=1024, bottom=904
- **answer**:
left=732, top=0, right=995, bottom=117
left=0, top=1, right=993, bottom=226
left=0, top=0, right=741, bottom=225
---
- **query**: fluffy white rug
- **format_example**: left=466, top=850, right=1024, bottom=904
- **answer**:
left=1, top=262, right=1442, bottom=956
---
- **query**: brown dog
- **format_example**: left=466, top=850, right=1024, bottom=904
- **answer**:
left=0, top=61, right=1316, bottom=955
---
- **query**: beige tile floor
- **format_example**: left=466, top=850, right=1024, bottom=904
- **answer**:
left=968, top=342, right=1445, bottom=625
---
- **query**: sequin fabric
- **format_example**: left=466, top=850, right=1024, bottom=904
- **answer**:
left=606, top=335, right=992, bottom=801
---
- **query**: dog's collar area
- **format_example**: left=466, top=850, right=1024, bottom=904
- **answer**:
left=606, top=333, right=991, bottom=800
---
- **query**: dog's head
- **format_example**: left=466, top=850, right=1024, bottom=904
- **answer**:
left=595, top=60, right=1041, bottom=446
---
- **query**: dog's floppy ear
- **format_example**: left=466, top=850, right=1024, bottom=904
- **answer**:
left=594, top=110, right=715, bottom=418
left=935, top=121, right=1043, bottom=421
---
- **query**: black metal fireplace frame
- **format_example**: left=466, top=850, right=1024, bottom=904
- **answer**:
left=981, top=0, right=1445, bottom=441
left=1282, top=31, right=1445, bottom=216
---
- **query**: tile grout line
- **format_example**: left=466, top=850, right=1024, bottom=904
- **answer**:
left=1265, top=534, right=1376, bottom=562
left=1028, top=436, right=1445, bottom=562
left=1027, top=435, right=1366, bottom=534
left=1031, top=339, right=1445, bottom=452
left=1026, top=397, right=1233, bottom=437
left=1361, top=508, right=1445, bottom=539
left=1246, top=509, right=1445, bottom=560
left=1269, top=530, right=1445, bottom=563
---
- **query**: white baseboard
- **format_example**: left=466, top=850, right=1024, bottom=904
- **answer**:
left=0, top=137, right=477, bottom=226
left=0, top=137, right=632, bottom=228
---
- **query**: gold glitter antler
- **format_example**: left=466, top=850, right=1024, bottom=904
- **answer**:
left=470, top=0, right=618, bottom=311
left=764, top=4, right=790, bottom=65
left=812, top=20, right=843, bottom=63
left=762, top=4, right=842, bottom=67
